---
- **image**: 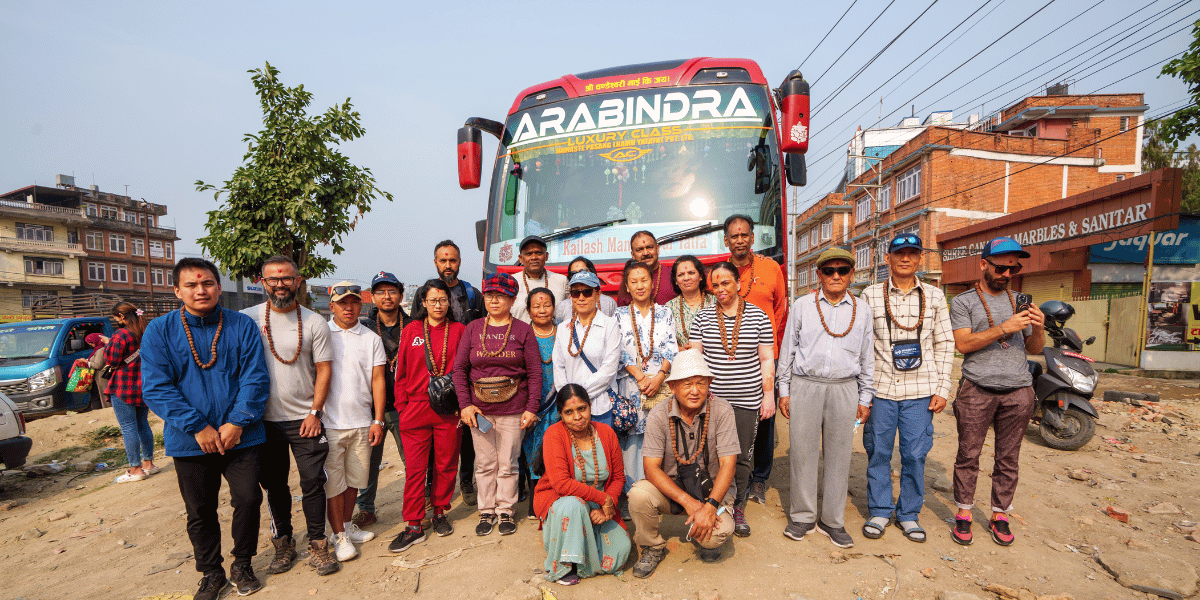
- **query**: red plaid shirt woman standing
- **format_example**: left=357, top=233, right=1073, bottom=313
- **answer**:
left=107, top=302, right=160, bottom=483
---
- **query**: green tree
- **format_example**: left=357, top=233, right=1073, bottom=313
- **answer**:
left=1157, top=18, right=1200, bottom=146
left=196, top=62, right=393, bottom=297
left=1143, top=120, right=1200, bottom=212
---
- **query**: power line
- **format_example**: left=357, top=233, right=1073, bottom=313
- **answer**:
left=799, top=0, right=859, bottom=71
left=811, top=0, right=899, bottom=87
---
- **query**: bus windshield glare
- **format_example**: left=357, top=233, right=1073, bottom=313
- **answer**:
left=485, top=84, right=780, bottom=268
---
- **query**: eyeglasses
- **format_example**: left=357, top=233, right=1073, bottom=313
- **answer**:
left=820, top=266, right=853, bottom=277
left=424, top=298, right=449, bottom=306
left=569, top=288, right=597, bottom=298
left=985, top=260, right=1023, bottom=275
left=330, top=285, right=361, bottom=296
left=373, top=288, right=400, bottom=297
left=263, top=276, right=297, bottom=286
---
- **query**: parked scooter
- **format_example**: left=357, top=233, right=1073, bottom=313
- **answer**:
left=1028, top=300, right=1100, bottom=451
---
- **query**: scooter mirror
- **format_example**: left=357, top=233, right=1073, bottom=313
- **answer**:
left=1085, top=336, right=1096, bottom=345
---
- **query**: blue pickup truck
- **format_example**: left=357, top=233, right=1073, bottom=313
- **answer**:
left=0, top=317, right=114, bottom=416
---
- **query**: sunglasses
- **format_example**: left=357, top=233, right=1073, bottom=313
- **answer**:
left=330, top=285, right=361, bottom=296
left=985, top=260, right=1023, bottom=275
left=891, top=236, right=919, bottom=248
left=569, top=288, right=597, bottom=298
left=820, top=266, right=853, bottom=277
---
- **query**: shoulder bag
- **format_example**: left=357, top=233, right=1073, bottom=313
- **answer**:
left=424, top=322, right=459, bottom=416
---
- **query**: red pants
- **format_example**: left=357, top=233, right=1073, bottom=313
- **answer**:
left=398, top=399, right=461, bottom=524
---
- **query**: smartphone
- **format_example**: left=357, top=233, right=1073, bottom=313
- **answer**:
left=476, top=414, right=493, bottom=433
left=1015, top=292, right=1032, bottom=314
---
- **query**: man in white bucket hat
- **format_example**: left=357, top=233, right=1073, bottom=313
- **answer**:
left=628, top=348, right=739, bottom=579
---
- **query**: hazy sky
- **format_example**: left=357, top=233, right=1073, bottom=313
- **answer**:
left=2, top=0, right=1194, bottom=289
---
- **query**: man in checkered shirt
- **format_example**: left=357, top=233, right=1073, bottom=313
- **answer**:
left=859, top=234, right=954, bottom=544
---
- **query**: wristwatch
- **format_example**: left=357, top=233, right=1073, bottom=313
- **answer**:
left=372, top=420, right=386, bottom=426
left=308, top=409, right=323, bottom=419
left=704, top=497, right=720, bottom=509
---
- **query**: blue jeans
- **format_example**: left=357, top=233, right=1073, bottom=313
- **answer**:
left=111, top=396, right=154, bottom=467
left=862, top=396, right=934, bottom=522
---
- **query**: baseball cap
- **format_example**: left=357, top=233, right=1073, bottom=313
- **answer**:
left=482, top=272, right=519, bottom=297
left=370, top=271, right=403, bottom=292
left=888, top=234, right=923, bottom=253
left=329, top=281, right=363, bottom=302
left=981, top=236, right=1030, bottom=259
left=568, top=270, right=602, bottom=289
left=519, top=235, right=548, bottom=252
left=816, top=247, right=856, bottom=269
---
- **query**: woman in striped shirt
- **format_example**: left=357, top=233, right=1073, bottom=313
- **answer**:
left=688, top=262, right=774, bottom=538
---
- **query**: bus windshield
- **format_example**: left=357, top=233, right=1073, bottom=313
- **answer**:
left=485, top=84, right=781, bottom=268
left=0, top=323, right=61, bottom=360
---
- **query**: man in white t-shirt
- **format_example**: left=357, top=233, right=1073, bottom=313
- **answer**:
left=323, top=281, right=387, bottom=562
left=242, top=256, right=340, bottom=576
left=510, top=235, right=568, bottom=323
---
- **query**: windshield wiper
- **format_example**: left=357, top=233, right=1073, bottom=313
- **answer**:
left=656, top=223, right=725, bottom=246
left=540, top=219, right=627, bottom=243
left=0, top=355, right=47, bottom=362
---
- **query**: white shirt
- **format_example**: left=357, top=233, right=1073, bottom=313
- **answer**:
left=511, top=269, right=569, bottom=323
left=553, top=311, right=621, bottom=414
left=324, top=319, right=386, bottom=429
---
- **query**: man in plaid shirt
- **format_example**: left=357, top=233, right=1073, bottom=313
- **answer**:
left=859, top=234, right=954, bottom=543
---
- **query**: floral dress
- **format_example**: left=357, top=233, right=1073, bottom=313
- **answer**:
left=614, top=303, right=679, bottom=436
left=666, top=293, right=716, bottom=348
left=542, top=442, right=631, bottom=582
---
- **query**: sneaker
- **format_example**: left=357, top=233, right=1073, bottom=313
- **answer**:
left=632, top=545, right=667, bottom=579
left=497, top=513, right=517, bottom=535
left=193, top=572, right=229, bottom=600
left=432, top=513, right=453, bottom=537
left=352, top=511, right=377, bottom=528
left=556, top=565, right=580, bottom=586
left=816, top=521, right=855, bottom=548
left=747, top=480, right=767, bottom=505
left=388, top=526, right=427, bottom=553
left=267, top=535, right=297, bottom=574
left=332, top=532, right=358, bottom=562
left=783, top=520, right=815, bottom=541
left=461, top=481, right=478, bottom=506
left=732, top=506, right=751, bottom=537
left=697, top=545, right=722, bottom=562
left=952, top=516, right=973, bottom=546
left=475, top=513, right=496, bottom=536
left=345, top=522, right=375, bottom=543
left=990, top=515, right=1015, bottom=546
left=229, top=564, right=263, bottom=596
left=307, top=539, right=341, bottom=576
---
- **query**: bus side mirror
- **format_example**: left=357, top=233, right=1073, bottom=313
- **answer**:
left=777, top=70, right=809, bottom=154
left=786, top=153, right=807, bottom=187
left=457, top=125, right=483, bottom=189
left=475, top=219, right=487, bottom=252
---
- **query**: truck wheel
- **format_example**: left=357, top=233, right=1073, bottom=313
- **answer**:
left=1039, top=406, right=1096, bottom=451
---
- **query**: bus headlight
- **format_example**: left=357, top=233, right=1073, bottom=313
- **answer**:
left=689, top=197, right=710, bottom=218
left=28, top=367, right=59, bottom=392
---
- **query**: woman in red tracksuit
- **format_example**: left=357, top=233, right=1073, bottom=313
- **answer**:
left=387, top=279, right=465, bottom=553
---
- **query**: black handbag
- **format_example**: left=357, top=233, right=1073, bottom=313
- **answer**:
left=424, top=322, right=458, bottom=416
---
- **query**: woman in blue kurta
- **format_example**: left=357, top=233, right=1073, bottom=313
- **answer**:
left=522, top=287, right=561, bottom=479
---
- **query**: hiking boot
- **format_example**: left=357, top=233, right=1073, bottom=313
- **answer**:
left=345, top=522, right=375, bottom=543
left=461, top=480, right=477, bottom=506
left=352, top=511, right=377, bottom=528
left=952, top=516, right=974, bottom=546
left=747, top=480, right=767, bottom=505
left=229, top=563, right=263, bottom=596
left=193, top=571, right=229, bottom=600
left=475, top=513, right=496, bottom=536
left=783, top=520, right=815, bottom=541
left=632, top=545, right=667, bottom=579
left=498, top=513, right=517, bottom=535
left=307, top=538, right=341, bottom=576
left=388, top=525, right=427, bottom=553
left=267, top=535, right=297, bottom=574
left=733, top=506, right=751, bottom=537
left=432, top=513, right=453, bottom=537
left=990, top=515, right=1015, bottom=546
left=697, top=545, right=722, bottom=562
left=816, top=521, right=855, bottom=548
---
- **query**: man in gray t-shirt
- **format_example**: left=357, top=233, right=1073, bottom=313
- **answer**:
left=948, top=237, right=1045, bottom=549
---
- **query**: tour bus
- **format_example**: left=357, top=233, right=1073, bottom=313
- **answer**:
left=457, top=57, right=810, bottom=290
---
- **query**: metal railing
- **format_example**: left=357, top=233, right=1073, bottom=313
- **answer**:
left=0, top=236, right=83, bottom=253
left=0, top=199, right=86, bottom=217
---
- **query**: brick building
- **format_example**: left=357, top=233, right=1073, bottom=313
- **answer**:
left=792, top=91, right=1147, bottom=296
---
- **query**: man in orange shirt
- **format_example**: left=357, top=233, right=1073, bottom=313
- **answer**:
left=721, top=214, right=788, bottom=504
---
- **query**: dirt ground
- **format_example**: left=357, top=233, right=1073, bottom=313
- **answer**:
left=2, top=361, right=1199, bottom=600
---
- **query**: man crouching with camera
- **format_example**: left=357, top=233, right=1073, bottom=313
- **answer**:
left=628, top=348, right=738, bottom=578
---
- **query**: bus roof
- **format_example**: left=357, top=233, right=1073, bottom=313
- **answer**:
left=506, top=57, right=769, bottom=115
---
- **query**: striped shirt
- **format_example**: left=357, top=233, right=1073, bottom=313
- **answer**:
left=689, top=302, right=773, bottom=410
left=861, top=279, right=955, bottom=401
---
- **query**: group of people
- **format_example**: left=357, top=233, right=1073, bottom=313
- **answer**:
left=133, top=216, right=1048, bottom=598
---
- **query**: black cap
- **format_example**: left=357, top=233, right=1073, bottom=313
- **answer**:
left=519, top=235, right=547, bottom=251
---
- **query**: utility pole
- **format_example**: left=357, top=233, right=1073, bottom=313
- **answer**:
left=139, top=199, right=153, bottom=301
left=845, top=155, right=885, bottom=287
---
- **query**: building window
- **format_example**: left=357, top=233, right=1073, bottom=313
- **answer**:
left=24, top=257, right=64, bottom=276
left=797, top=267, right=808, bottom=287
left=84, top=203, right=98, bottom=216
left=165, top=242, right=173, bottom=259
left=124, top=212, right=138, bottom=223
left=146, top=214, right=155, bottom=227
left=110, top=264, right=128, bottom=283
left=21, top=290, right=55, bottom=308
left=821, top=218, right=833, bottom=240
left=878, top=184, right=891, bottom=212
left=149, top=240, right=164, bottom=258
left=1116, top=174, right=1126, bottom=181
left=810, top=228, right=819, bottom=247
left=15, top=223, right=53, bottom=242
left=799, top=231, right=809, bottom=253
left=167, top=271, right=173, bottom=286
left=898, top=164, right=922, bottom=202
left=810, top=265, right=817, bottom=285
left=1120, top=117, right=1129, bottom=132
left=88, top=262, right=106, bottom=281
left=855, top=196, right=871, bottom=224
left=109, top=234, right=126, bottom=253
left=131, top=238, right=144, bottom=256
left=151, top=268, right=164, bottom=286
left=100, top=205, right=118, bottom=220
left=133, top=268, right=146, bottom=285
left=855, top=242, right=871, bottom=269
left=85, top=231, right=103, bottom=250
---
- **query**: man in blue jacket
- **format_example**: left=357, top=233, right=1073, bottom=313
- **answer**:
left=142, top=257, right=271, bottom=600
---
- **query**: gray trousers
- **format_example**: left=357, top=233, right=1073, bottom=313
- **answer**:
left=788, top=375, right=858, bottom=528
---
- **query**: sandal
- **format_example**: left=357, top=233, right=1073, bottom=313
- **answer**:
left=895, top=520, right=927, bottom=543
left=114, top=471, right=148, bottom=484
left=862, top=517, right=889, bottom=539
